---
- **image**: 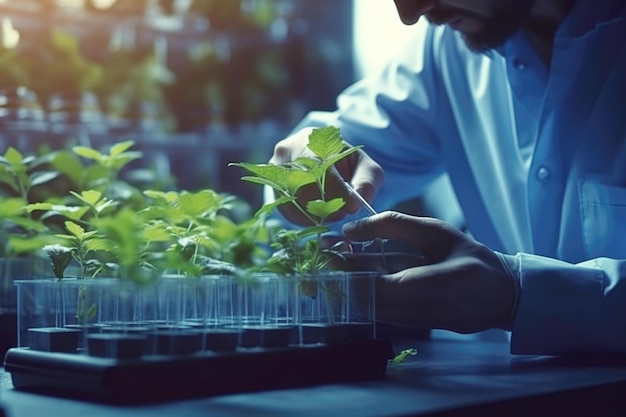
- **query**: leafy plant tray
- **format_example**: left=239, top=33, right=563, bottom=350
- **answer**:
left=4, top=339, right=394, bottom=404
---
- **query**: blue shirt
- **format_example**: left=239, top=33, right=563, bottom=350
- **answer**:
left=292, top=0, right=626, bottom=354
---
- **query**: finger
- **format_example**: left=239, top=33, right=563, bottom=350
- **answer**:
left=374, top=268, right=455, bottom=330
left=374, top=261, right=499, bottom=333
left=341, top=252, right=429, bottom=274
left=334, top=151, right=384, bottom=213
left=269, top=127, right=315, bottom=165
left=373, top=267, right=438, bottom=328
left=342, top=211, right=463, bottom=257
left=323, top=166, right=361, bottom=214
left=347, top=153, right=384, bottom=204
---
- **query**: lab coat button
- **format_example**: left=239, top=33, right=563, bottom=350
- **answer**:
left=513, top=59, right=525, bottom=70
left=536, top=166, right=550, bottom=182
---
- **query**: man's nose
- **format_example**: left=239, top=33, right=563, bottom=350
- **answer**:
left=393, top=0, right=436, bottom=25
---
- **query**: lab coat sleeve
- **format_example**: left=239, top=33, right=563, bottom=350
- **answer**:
left=289, top=24, right=453, bottom=212
left=509, top=253, right=626, bottom=355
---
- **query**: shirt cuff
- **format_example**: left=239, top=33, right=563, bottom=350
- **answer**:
left=509, top=253, right=605, bottom=355
left=494, top=251, right=521, bottom=331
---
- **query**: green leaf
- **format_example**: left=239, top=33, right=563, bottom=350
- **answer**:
left=389, top=348, right=417, bottom=364
left=5, top=216, right=48, bottom=232
left=282, top=170, right=318, bottom=194
left=81, top=230, right=102, bottom=240
left=30, top=171, right=60, bottom=187
left=294, top=225, right=330, bottom=241
left=72, top=190, right=102, bottom=206
left=137, top=205, right=171, bottom=221
left=142, top=223, right=172, bottom=242
left=54, top=234, right=75, bottom=244
left=42, top=205, right=90, bottom=221
left=240, top=176, right=284, bottom=191
left=231, top=162, right=287, bottom=184
left=8, top=235, right=56, bottom=255
left=84, top=238, right=113, bottom=252
left=109, top=140, right=135, bottom=157
left=207, top=215, right=237, bottom=242
left=144, top=189, right=179, bottom=203
left=233, top=162, right=317, bottom=195
left=321, top=146, right=362, bottom=172
left=306, top=198, right=346, bottom=218
left=73, top=146, right=102, bottom=162
left=81, top=164, right=108, bottom=188
left=94, top=199, right=118, bottom=214
left=25, top=202, right=52, bottom=214
left=293, top=157, right=326, bottom=181
left=307, top=126, right=345, bottom=161
left=0, top=198, right=27, bottom=216
left=254, top=195, right=294, bottom=217
left=65, top=221, right=86, bottom=238
left=22, top=156, right=36, bottom=166
left=178, top=190, right=221, bottom=217
left=108, top=151, right=142, bottom=172
left=293, top=156, right=324, bottom=170
left=4, top=147, right=23, bottom=164
left=0, top=166, right=18, bottom=191
left=50, top=151, right=84, bottom=186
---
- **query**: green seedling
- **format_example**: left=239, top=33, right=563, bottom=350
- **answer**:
left=0, top=147, right=60, bottom=203
left=72, top=140, right=142, bottom=199
left=141, top=189, right=261, bottom=277
left=47, top=221, right=113, bottom=324
left=42, top=244, right=73, bottom=280
left=232, top=125, right=361, bottom=275
left=54, top=221, right=112, bottom=280
left=0, top=147, right=60, bottom=256
left=95, top=208, right=166, bottom=284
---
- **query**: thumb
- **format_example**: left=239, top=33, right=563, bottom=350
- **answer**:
left=349, top=161, right=383, bottom=204
left=342, top=211, right=462, bottom=256
left=342, top=211, right=422, bottom=242
left=333, top=147, right=383, bottom=207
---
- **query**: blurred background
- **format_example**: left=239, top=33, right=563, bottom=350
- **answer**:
left=0, top=1, right=458, bottom=350
left=0, top=0, right=421, bottom=209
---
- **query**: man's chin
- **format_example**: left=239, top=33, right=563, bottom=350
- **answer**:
left=460, top=29, right=515, bottom=53
left=452, top=0, right=535, bottom=53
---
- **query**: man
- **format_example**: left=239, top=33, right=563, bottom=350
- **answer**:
left=269, top=0, right=626, bottom=355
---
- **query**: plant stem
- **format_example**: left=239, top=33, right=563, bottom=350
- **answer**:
left=288, top=199, right=318, bottom=226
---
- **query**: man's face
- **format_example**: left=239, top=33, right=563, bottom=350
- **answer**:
left=394, top=0, right=535, bottom=52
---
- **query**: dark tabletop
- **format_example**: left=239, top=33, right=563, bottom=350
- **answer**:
left=2, top=332, right=626, bottom=417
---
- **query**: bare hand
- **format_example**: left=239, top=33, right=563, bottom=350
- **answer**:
left=342, top=211, right=518, bottom=333
left=269, top=127, right=384, bottom=225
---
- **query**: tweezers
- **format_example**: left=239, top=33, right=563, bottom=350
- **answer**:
left=344, top=181, right=377, bottom=216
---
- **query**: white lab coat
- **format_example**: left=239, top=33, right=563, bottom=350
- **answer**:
left=292, top=0, right=626, bottom=354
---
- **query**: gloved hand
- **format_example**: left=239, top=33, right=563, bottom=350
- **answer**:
left=342, top=211, right=520, bottom=334
left=269, top=127, right=384, bottom=225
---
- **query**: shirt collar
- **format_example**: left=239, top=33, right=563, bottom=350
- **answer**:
left=492, top=0, right=624, bottom=60
left=560, top=0, right=625, bottom=38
